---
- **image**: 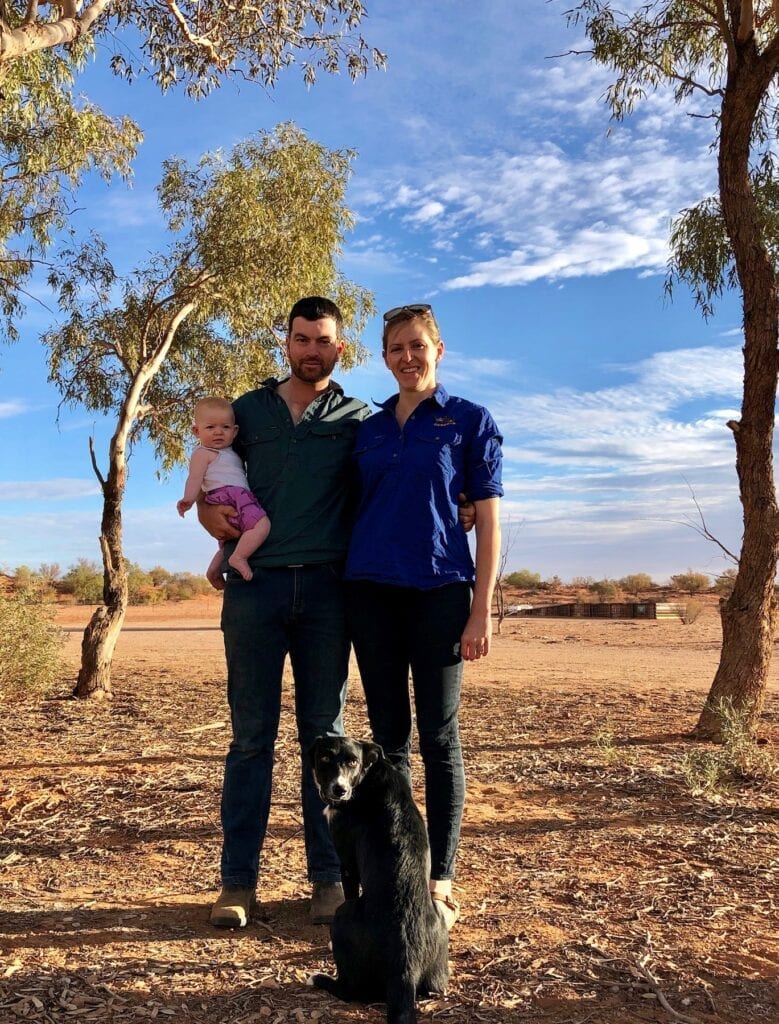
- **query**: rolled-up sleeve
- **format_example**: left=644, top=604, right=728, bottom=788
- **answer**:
left=465, top=408, right=503, bottom=500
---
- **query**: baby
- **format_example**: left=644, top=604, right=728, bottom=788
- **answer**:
left=177, top=397, right=270, bottom=586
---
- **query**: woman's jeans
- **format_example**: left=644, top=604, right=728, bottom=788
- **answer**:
left=345, top=579, right=471, bottom=880
left=219, top=564, right=348, bottom=889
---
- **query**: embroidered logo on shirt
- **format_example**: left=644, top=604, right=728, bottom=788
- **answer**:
left=433, top=416, right=457, bottom=427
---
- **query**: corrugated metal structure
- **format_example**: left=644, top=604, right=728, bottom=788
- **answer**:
left=512, top=602, right=685, bottom=620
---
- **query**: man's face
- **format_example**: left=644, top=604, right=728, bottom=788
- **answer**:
left=286, top=316, right=344, bottom=384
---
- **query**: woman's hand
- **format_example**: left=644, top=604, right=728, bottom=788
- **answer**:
left=460, top=609, right=492, bottom=661
left=197, top=497, right=241, bottom=540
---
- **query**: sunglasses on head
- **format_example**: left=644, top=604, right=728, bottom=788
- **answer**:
left=382, top=303, right=433, bottom=322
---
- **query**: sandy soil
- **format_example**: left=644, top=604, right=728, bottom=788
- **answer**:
left=1, top=597, right=777, bottom=1024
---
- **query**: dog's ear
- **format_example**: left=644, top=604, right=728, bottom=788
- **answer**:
left=308, top=737, right=325, bottom=765
left=361, top=741, right=384, bottom=767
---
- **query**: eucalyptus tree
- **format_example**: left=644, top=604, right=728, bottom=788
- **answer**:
left=567, top=1, right=779, bottom=739
left=0, top=48, right=141, bottom=339
left=45, top=124, right=372, bottom=699
left=0, top=1, right=383, bottom=338
left=0, top=0, right=385, bottom=91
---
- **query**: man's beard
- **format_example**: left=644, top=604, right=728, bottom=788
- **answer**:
left=289, top=352, right=338, bottom=384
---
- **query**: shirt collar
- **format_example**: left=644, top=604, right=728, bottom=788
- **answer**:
left=261, top=375, right=344, bottom=395
left=376, top=383, right=449, bottom=412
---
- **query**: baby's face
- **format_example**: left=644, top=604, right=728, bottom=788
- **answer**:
left=194, top=412, right=238, bottom=449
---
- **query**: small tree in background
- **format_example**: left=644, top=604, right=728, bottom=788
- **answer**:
left=504, top=568, right=540, bottom=590
left=714, top=567, right=739, bottom=597
left=620, top=573, right=655, bottom=597
left=589, top=578, right=619, bottom=602
left=670, top=570, right=711, bottom=596
left=493, top=519, right=522, bottom=632
left=46, top=125, right=372, bottom=700
left=60, top=559, right=104, bottom=604
left=13, top=566, right=57, bottom=603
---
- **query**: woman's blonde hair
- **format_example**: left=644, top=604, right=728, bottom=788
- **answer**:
left=382, top=306, right=441, bottom=354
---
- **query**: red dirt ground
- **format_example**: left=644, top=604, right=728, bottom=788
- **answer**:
left=1, top=596, right=777, bottom=1024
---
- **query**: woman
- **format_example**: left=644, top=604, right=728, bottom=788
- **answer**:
left=344, top=303, right=503, bottom=929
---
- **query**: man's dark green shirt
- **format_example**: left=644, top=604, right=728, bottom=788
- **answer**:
left=231, top=377, right=370, bottom=567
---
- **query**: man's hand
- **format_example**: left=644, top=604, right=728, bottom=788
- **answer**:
left=197, top=498, right=241, bottom=540
left=457, top=492, right=475, bottom=532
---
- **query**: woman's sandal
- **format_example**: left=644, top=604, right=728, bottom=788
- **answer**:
left=431, top=892, right=461, bottom=930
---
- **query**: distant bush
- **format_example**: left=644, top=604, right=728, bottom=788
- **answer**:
left=504, top=569, right=541, bottom=590
left=713, top=567, right=738, bottom=596
left=588, top=579, right=619, bottom=601
left=540, top=574, right=563, bottom=592
left=162, top=573, right=213, bottom=601
left=12, top=565, right=57, bottom=604
left=60, top=559, right=103, bottom=604
left=670, top=570, right=711, bottom=594
left=619, top=573, right=655, bottom=596
left=570, top=576, right=594, bottom=588
left=0, top=593, right=64, bottom=694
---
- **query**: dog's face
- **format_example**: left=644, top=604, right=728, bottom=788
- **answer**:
left=309, top=736, right=383, bottom=806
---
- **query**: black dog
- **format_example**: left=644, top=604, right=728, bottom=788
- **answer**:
left=307, top=736, right=449, bottom=1024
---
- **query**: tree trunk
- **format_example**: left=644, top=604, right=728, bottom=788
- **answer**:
left=695, top=32, right=779, bottom=739
left=74, top=444, right=128, bottom=699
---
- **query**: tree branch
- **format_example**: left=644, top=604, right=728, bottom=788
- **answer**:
left=88, top=434, right=107, bottom=491
left=163, top=0, right=222, bottom=65
left=738, top=0, right=755, bottom=43
left=0, top=0, right=112, bottom=62
left=715, top=0, right=737, bottom=65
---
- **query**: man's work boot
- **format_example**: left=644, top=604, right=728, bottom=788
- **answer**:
left=209, top=885, right=256, bottom=928
left=309, top=881, right=344, bottom=924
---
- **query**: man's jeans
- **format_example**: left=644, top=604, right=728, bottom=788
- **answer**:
left=219, top=563, right=348, bottom=889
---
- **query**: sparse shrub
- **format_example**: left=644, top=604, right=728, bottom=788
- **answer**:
left=681, top=599, right=704, bottom=624
left=60, top=559, right=103, bottom=604
left=620, top=572, right=655, bottom=596
left=163, top=573, right=212, bottom=601
left=670, top=569, right=710, bottom=595
left=504, top=569, right=542, bottom=590
left=0, top=592, right=65, bottom=694
left=540, top=574, right=562, bottom=592
left=12, top=565, right=57, bottom=603
left=588, top=578, right=619, bottom=602
left=592, top=719, right=633, bottom=766
left=713, top=567, right=738, bottom=596
left=680, top=699, right=776, bottom=797
left=127, top=562, right=162, bottom=605
left=571, top=575, right=594, bottom=588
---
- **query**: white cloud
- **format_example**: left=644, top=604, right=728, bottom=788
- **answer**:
left=0, top=479, right=102, bottom=502
left=0, top=400, right=30, bottom=419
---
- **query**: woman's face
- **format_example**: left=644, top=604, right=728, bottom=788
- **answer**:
left=383, top=319, right=443, bottom=394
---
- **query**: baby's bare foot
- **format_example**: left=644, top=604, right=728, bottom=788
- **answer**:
left=228, top=554, right=253, bottom=581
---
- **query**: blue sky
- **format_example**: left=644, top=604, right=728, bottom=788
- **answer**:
left=0, top=1, right=748, bottom=583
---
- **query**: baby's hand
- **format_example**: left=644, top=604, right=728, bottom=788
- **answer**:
left=177, top=499, right=192, bottom=518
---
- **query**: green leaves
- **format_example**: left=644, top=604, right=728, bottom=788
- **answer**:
left=0, top=49, right=141, bottom=339
left=45, top=124, right=373, bottom=474
left=1, top=1, right=387, bottom=94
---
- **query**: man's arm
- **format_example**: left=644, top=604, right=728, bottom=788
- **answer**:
left=196, top=494, right=242, bottom=540
left=457, top=492, right=475, bottom=532
left=460, top=497, right=501, bottom=661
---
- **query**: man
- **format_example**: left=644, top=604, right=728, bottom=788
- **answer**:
left=200, top=296, right=370, bottom=927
